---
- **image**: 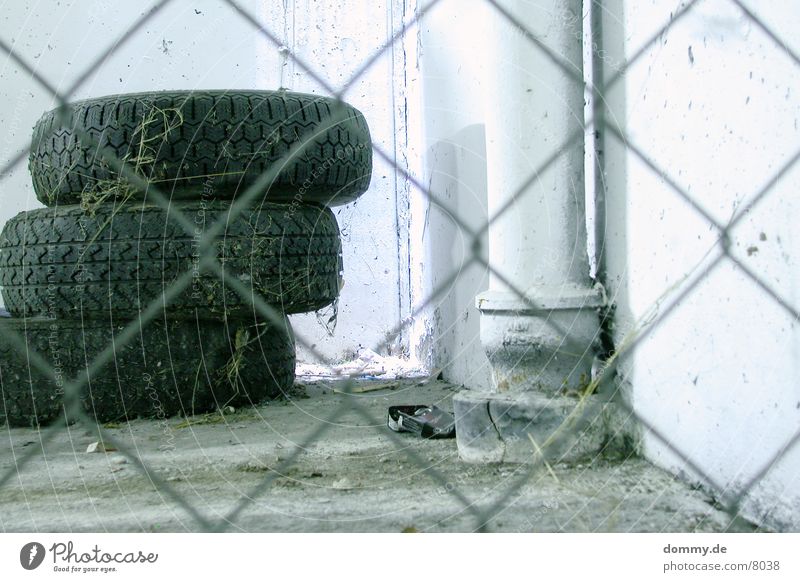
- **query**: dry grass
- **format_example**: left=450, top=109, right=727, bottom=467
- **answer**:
left=80, top=103, right=184, bottom=214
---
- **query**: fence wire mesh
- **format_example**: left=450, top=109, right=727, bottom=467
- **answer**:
left=0, top=0, right=797, bottom=532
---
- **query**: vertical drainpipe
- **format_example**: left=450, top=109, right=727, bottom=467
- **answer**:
left=453, top=0, right=607, bottom=463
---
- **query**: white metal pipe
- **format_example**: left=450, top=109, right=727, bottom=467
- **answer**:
left=483, top=0, right=590, bottom=291
left=476, top=0, right=603, bottom=394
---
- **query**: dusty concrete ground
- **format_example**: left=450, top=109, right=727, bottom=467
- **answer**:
left=0, top=379, right=752, bottom=532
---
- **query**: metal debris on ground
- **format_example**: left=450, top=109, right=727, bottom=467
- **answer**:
left=388, top=405, right=456, bottom=439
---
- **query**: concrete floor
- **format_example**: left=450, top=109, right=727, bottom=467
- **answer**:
left=0, top=379, right=751, bottom=532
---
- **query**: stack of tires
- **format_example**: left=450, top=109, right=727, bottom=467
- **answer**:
left=0, top=90, right=372, bottom=427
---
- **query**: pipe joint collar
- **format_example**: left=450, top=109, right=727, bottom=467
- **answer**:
left=476, top=282, right=606, bottom=314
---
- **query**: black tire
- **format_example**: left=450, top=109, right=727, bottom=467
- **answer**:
left=29, top=90, right=372, bottom=207
left=0, top=314, right=296, bottom=427
left=0, top=202, right=342, bottom=319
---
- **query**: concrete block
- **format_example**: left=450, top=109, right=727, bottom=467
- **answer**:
left=454, top=390, right=611, bottom=464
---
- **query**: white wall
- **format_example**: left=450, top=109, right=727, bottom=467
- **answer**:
left=601, top=0, right=800, bottom=530
left=413, top=0, right=492, bottom=389
left=256, top=0, right=413, bottom=363
left=0, top=0, right=410, bottom=364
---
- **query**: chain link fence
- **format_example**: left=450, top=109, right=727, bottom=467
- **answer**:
left=0, top=0, right=798, bottom=532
